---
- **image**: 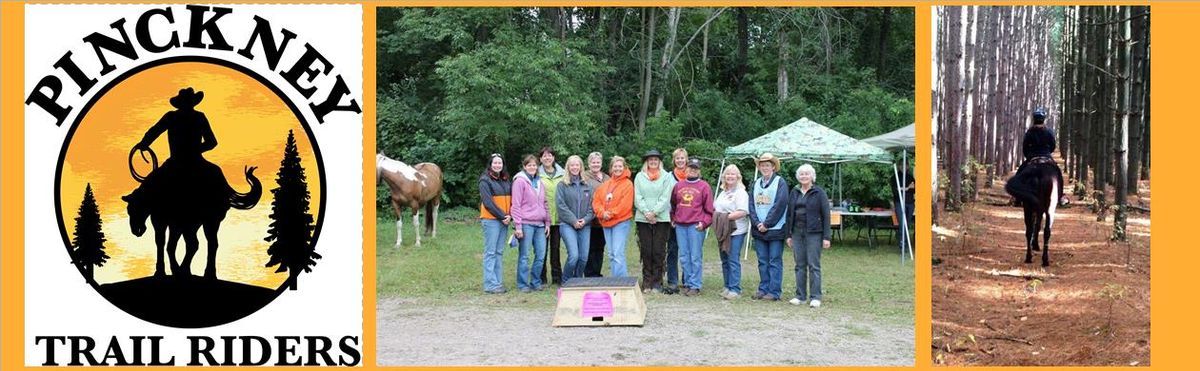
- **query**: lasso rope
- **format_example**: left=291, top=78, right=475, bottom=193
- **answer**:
left=128, top=147, right=159, bottom=182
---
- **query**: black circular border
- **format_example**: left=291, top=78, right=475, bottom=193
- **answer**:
left=53, top=55, right=329, bottom=328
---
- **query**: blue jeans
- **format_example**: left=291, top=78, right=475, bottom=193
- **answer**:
left=517, top=224, right=547, bottom=290
left=794, top=232, right=824, bottom=300
left=603, top=220, right=632, bottom=277
left=754, top=238, right=785, bottom=297
left=560, top=223, right=591, bottom=284
left=480, top=219, right=508, bottom=292
left=666, top=231, right=679, bottom=286
left=720, top=233, right=746, bottom=294
left=675, top=224, right=706, bottom=289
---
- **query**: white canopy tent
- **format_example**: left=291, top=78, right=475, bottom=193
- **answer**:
left=721, top=118, right=913, bottom=262
left=862, top=123, right=915, bottom=262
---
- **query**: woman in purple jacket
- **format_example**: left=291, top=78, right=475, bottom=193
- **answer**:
left=511, top=155, right=551, bottom=293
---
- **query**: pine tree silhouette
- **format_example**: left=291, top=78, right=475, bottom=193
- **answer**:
left=72, top=184, right=110, bottom=286
left=265, top=130, right=320, bottom=290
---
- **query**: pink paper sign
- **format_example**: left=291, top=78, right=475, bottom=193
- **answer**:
left=581, top=292, right=613, bottom=317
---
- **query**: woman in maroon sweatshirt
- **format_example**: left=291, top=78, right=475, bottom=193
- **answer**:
left=671, top=158, right=714, bottom=297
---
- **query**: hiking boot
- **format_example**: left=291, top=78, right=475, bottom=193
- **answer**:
left=684, top=288, right=700, bottom=297
left=762, top=294, right=779, bottom=301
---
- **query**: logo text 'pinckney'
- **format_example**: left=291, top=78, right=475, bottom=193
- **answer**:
left=25, top=5, right=362, bottom=126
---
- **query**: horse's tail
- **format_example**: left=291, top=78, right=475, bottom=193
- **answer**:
left=424, top=197, right=436, bottom=235
left=1005, top=173, right=1042, bottom=209
left=1004, top=177, right=1036, bottom=206
left=231, top=166, right=262, bottom=210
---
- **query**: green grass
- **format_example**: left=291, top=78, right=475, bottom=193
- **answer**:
left=377, top=208, right=913, bottom=324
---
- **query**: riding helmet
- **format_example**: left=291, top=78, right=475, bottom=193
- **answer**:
left=1032, top=107, right=1047, bottom=121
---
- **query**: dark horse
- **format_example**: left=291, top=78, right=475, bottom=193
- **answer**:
left=124, top=159, right=262, bottom=278
left=1004, top=157, right=1060, bottom=267
left=122, top=87, right=262, bottom=279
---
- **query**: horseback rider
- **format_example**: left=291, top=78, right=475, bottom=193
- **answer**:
left=1014, top=107, right=1067, bottom=206
left=127, top=87, right=230, bottom=206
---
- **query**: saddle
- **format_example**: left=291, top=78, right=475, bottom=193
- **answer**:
left=1026, top=156, right=1056, bottom=166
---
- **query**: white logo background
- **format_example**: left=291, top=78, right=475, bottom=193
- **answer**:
left=24, top=4, right=363, bottom=365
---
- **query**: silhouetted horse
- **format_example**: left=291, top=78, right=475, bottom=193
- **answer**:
left=377, top=153, right=443, bottom=248
left=124, top=156, right=262, bottom=278
left=1004, top=157, right=1060, bottom=267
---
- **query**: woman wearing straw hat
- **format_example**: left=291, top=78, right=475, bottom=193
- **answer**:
left=748, top=153, right=790, bottom=301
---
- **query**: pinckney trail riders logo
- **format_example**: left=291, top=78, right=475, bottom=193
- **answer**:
left=25, top=4, right=363, bottom=366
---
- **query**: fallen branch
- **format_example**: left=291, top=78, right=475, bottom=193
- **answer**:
left=981, top=335, right=1034, bottom=345
left=982, top=321, right=1035, bottom=345
left=986, top=269, right=1055, bottom=280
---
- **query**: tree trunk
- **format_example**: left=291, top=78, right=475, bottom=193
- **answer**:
left=654, top=7, right=680, bottom=117
left=636, top=8, right=656, bottom=136
left=876, top=8, right=892, bottom=81
left=945, top=6, right=963, bottom=211
left=735, top=8, right=750, bottom=92
left=777, top=23, right=789, bottom=103
left=818, top=8, right=834, bottom=75
left=1113, top=5, right=1130, bottom=240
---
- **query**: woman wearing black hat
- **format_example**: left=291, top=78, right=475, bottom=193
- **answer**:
left=633, top=149, right=676, bottom=293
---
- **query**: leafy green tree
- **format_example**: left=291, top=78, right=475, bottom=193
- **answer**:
left=375, top=7, right=915, bottom=212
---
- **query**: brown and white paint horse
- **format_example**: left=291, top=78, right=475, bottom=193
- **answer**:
left=377, top=153, right=443, bottom=247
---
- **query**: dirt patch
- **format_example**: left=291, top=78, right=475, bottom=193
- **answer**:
left=377, top=296, right=913, bottom=366
left=931, top=181, right=1150, bottom=366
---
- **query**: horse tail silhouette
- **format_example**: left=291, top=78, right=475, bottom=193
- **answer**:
left=230, top=166, right=262, bottom=210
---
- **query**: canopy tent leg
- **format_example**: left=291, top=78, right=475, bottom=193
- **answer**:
left=743, top=163, right=759, bottom=262
left=893, top=162, right=912, bottom=263
left=903, top=150, right=913, bottom=261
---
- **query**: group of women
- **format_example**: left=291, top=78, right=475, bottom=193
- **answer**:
left=478, top=149, right=832, bottom=308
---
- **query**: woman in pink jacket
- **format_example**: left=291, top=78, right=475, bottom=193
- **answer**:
left=511, top=155, right=551, bottom=293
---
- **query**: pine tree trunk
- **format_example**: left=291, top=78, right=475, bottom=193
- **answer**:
left=1113, top=6, right=1130, bottom=241
left=945, top=6, right=963, bottom=211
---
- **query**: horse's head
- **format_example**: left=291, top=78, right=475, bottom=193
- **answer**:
left=121, top=193, right=149, bottom=237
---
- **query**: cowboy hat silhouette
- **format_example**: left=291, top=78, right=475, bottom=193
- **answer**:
left=169, top=87, right=204, bottom=109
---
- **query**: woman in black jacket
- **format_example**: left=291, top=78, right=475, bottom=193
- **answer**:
left=786, top=164, right=831, bottom=308
left=479, top=154, right=512, bottom=294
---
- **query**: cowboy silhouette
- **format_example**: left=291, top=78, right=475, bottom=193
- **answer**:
left=127, top=87, right=229, bottom=206
left=123, top=87, right=261, bottom=278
